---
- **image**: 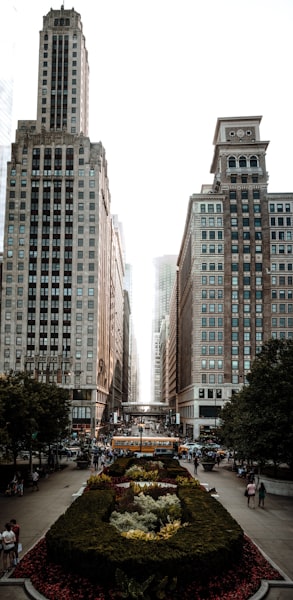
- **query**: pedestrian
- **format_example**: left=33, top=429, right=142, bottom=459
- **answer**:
left=258, top=482, right=266, bottom=508
left=93, top=453, right=99, bottom=470
left=246, top=480, right=256, bottom=508
left=0, top=531, right=3, bottom=574
left=193, top=456, right=198, bottom=475
left=32, top=469, right=39, bottom=491
left=10, top=519, right=20, bottom=565
left=2, top=522, right=16, bottom=572
left=216, top=454, right=221, bottom=467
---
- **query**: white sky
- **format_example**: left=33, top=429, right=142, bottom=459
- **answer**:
left=2, top=0, right=293, bottom=402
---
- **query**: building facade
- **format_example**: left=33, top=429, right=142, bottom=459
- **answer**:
left=0, top=6, right=127, bottom=437
left=152, top=255, right=177, bottom=403
left=171, top=116, right=293, bottom=440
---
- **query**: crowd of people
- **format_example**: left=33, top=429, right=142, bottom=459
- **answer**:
left=4, top=473, right=24, bottom=497
left=0, top=518, right=20, bottom=575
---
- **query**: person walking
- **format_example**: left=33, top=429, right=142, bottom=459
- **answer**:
left=193, top=455, right=198, bottom=475
left=32, top=469, right=39, bottom=491
left=2, top=522, right=16, bottom=572
left=258, top=482, right=267, bottom=508
left=10, top=519, right=20, bottom=565
left=93, top=452, right=99, bottom=471
left=0, top=531, right=3, bottom=574
left=246, top=480, right=256, bottom=508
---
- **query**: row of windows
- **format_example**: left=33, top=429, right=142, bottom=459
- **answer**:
left=201, top=230, right=223, bottom=239
left=231, top=318, right=263, bottom=327
left=200, top=217, right=223, bottom=226
left=272, top=290, right=293, bottom=299
left=271, top=275, right=293, bottom=284
left=201, top=375, right=224, bottom=384
left=203, top=304, right=263, bottom=314
left=202, top=263, right=223, bottom=271
left=232, top=245, right=262, bottom=253
left=270, top=264, right=293, bottom=272
left=228, top=155, right=259, bottom=168
left=200, top=359, right=252, bottom=371
left=231, top=277, right=263, bottom=285
left=269, top=203, right=291, bottom=213
left=229, top=190, right=260, bottom=200
left=272, top=305, right=293, bottom=314
left=231, top=218, right=262, bottom=227
left=202, top=244, right=223, bottom=253
left=231, top=304, right=263, bottom=313
left=201, top=330, right=223, bottom=340
left=271, top=245, right=293, bottom=254
left=272, top=318, right=293, bottom=326
left=4, top=301, right=95, bottom=315
left=199, top=389, right=222, bottom=399
left=200, top=204, right=222, bottom=213
left=202, top=290, right=223, bottom=299
left=9, top=193, right=97, bottom=205
left=202, top=304, right=224, bottom=313
left=272, top=332, right=293, bottom=339
left=201, top=360, right=224, bottom=369
left=271, top=231, right=292, bottom=240
left=4, top=336, right=94, bottom=348
left=271, top=217, right=291, bottom=226
left=230, top=174, right=258, bottom=184
left=201, top=276, right=223, bottom=284
left=201, top=319, right=223, bottom=328
left=201, top=346, right=223, bottom=355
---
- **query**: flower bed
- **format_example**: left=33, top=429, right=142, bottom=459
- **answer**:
left=13, top=535, right=283, bottom=600
left=44, top=460, right=244, bottom=587
left=13, top=457, right=284, bottom=599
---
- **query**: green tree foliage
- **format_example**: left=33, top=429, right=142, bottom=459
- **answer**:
left=0, top=371, right=70, bottom=467
left=220, top=339, right=293, bottom=476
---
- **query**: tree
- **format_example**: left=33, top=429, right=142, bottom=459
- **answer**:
left=220, top=339, right=293, bottom=477
left=0, top=371, right=70, bottom=468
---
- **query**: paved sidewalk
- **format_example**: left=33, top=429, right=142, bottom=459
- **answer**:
left=180, top=458, right=293, bottom=599
left=0, top=457, right=292, bottom=599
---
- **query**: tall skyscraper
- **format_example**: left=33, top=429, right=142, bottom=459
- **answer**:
left=0, top=5, right=17, bottom=250
left=0, top=7, right=115, bottom=436
left=152, top=255, right=177, bottom=403
left=172, top=116, right=293, bottom=439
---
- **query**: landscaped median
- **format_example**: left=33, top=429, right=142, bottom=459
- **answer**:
left=13, top=457, right=284, bottom=599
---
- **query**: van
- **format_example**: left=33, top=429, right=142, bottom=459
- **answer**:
left=153, top=448, right=175, bottom=458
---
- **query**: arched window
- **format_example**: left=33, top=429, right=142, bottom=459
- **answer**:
left=250, top=155, right=258, bottom=168
left=228, top=156, right=236, bottom=168
left=239, top=156, right=247, bottom=167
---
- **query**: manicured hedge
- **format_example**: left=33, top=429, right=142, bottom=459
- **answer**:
left=46, top=459, right=243, bottom=590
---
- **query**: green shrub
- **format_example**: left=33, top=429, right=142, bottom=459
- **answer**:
left=46, top=459, right=243, bottom=590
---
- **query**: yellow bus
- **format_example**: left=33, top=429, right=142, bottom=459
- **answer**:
left=111, top=436, right=179, bottom=455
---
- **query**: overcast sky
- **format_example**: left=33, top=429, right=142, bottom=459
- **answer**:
left=2, top=0, right=293, bottom=402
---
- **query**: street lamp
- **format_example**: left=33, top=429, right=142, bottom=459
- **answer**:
left=138, top=425, right=143, bottom=453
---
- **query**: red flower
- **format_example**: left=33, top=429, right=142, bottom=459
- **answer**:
left=13, top=535, right=282, bottom=600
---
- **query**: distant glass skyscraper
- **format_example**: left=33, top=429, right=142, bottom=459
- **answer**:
left=152, top=255, right=177, bottom=403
